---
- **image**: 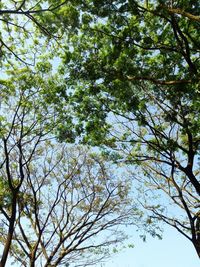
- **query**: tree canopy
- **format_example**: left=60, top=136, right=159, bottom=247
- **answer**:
left=59, top=0, right=200, bottom=257
left=0, top=0, right=80, bottom=64
left=0, top=68, right=137, bottom=267
left=0, top=0, right=200, bottom=263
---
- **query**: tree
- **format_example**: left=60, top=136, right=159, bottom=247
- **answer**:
left=1, top=0, right=200, bottom=260
left=0, top=0, right=80, bottom=64
left=0, top=65, right=61, bottom=266
left=2, top=144, right=135, bottom=267
left=57, top=0, right=200, bottom=258
left=0, top=67, right=136, bottom=267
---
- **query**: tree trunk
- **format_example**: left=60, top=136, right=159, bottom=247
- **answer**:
left=0, top=195, right=17, bottom=267
left=193, top=240, right=200, bottom=258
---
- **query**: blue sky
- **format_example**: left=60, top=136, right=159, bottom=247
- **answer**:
left=102, top=225, right=199, bottom=267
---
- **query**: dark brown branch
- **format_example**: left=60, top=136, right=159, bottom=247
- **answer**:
left=126, top=75, right=195, bottom=85
left=165, top=7, right=200, bottom=22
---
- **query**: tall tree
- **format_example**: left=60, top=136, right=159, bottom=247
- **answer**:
left=59, top=0, right=200, bottom=258
left=6, top=146, right=134, bottom=267
left=0, top=66, right=136, bottom=267
left=0, top=65, right=60, bottom=266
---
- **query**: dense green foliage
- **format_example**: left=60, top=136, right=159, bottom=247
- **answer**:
left=60, top=0, right=200, bottom=257
left=0, top=0, right=200, bottom=263
left=0, top=0, right=80, bottom=64
left=63, top=0, right=200, bottom=144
